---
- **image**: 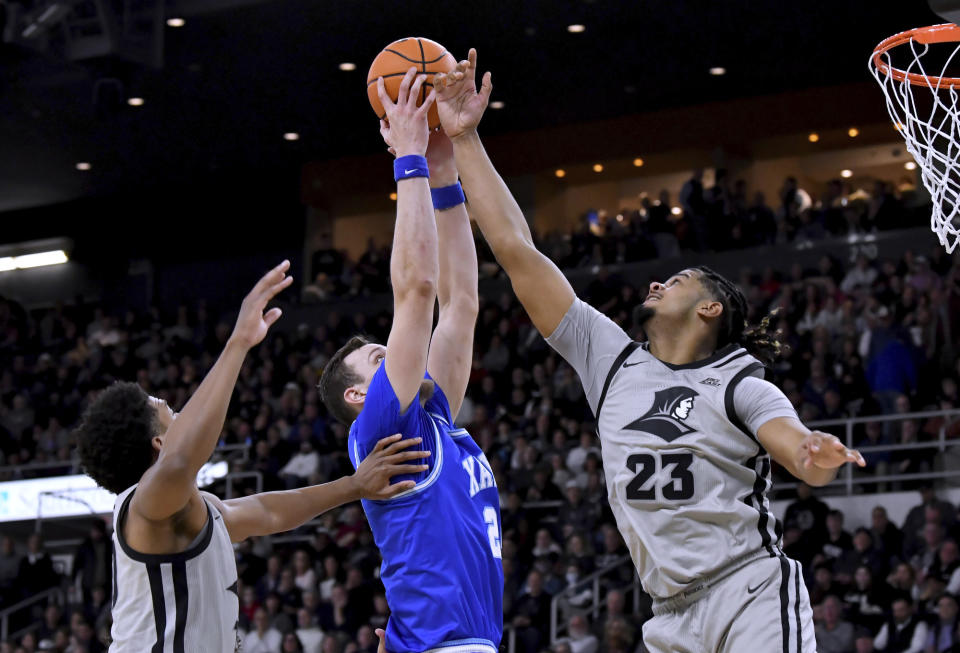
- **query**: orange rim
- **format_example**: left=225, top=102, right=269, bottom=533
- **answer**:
left=872, top=23, right=960, bottom=88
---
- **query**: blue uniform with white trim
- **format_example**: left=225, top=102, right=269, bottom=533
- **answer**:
left=348, top=366, right=503, bottom=653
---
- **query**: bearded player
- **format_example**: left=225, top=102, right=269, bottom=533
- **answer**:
left=434, top=50, right=866, bottom=653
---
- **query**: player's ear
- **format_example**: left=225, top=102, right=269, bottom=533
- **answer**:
left=344, top=385, right=366, bottom=406
left=697, top=300, right=723, bottom=319
left=151, top=434, right=164, bottom=454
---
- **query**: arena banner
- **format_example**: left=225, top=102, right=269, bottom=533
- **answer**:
left=0, top=462, right=229, bottom=522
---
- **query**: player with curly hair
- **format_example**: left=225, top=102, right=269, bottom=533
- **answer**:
left=76, top=261, right=427, bottom=653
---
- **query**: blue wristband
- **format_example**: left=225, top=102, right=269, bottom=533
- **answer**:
left=431, top=182, right=465, bottom=210
left=394, top=155, right=429, bottom=182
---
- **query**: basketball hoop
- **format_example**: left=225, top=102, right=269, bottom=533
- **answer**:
left=870, top=23, right=960, bottom=253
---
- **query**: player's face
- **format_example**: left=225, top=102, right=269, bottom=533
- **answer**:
left=148, top=396, right=177, bottom=434
left=344, top=343, right=387, bottom=395
left=640, top=270, right=701, bottom=323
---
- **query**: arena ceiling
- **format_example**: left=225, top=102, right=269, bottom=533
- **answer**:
left=0, top=0, right=945, bottom=216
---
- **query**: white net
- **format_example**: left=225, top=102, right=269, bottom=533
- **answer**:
left=870, top=24, right=960, bottom=253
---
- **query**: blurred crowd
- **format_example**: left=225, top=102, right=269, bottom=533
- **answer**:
left=785, top=486, right=960, bottom=653
left=304, top=173, right=927, bottom=300
left=0, top=174, right=959, bottom=652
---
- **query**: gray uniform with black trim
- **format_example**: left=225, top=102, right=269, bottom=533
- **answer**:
left=547, top=299, right=815, bottom=653
left=109, top=485, right=240, bottom=653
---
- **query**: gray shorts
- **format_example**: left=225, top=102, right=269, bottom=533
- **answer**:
left=642, top=555, right=815, bottom=653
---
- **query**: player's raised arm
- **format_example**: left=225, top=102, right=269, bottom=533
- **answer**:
left=422, top=130, right=477, bottom=417
left=435, top=49, right=576, bottom=338
left=132, top=261, right=293, bottom=521
left=378, top=69, right=439, bottom=412
left=205, top=434, right=429, bottom=541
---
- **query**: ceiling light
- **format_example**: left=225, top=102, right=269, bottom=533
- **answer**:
left=848, top=127, right=860, bottom=138
left=840, top=169, right=853, bottom=178
left=567, top=24, right=586, bottom=33
left=166, top=17, right=185, bottom=27
left=8, top=250, right=68, bottom=269
left=555, top=169, right=566, bottom=178
left=905, top=161, right=917, bottom=170
left=592, top=163, right=603, bottom=173
left=671, top=207, right=682, bottom=216
left=808, top=132, right=820, bottom=143
left=489, top=101, right=505, bottom=109
left=633, top=158, right=644, bottom=167
left=389, top=192, right=397, bottom=201
left=127, top=97, right=144, bottom=107
left=75, top=162, right=91, bottom=171
left=0, top=258, right=15, bottom=272
left=709, top=67, right=726, bottom=76
left=339, top=62, right=357, bottom=71
left=283, top=132, right=300, bottom=141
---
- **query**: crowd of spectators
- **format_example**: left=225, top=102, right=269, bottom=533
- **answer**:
left=784, top=486, right=960, bottom=653
left=305, top=173, right=927, bottom=300
left=0, top=175, right=959, bottom=652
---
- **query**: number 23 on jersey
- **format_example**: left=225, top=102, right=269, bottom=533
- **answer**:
left=625, top=451, right=696, bottom=501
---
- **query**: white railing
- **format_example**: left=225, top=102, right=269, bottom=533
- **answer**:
left=774, top=408, right=960, bottom=494
left=548, top=554, right=634, bottom=643
left=224, top=471, right=262, bottom=499
left=504, top=625, right=516, bottom=653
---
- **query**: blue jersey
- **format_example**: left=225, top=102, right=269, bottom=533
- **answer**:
left=348, top=366, right=503, bottom=653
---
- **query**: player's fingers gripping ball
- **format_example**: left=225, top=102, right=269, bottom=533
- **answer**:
left=367, top=37, right=456, bottom=129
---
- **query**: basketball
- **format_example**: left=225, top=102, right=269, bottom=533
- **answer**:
left=366, top=37, right=456, bottom=129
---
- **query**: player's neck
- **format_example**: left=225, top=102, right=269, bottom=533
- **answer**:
left=647, top=327, right=716, bottom=367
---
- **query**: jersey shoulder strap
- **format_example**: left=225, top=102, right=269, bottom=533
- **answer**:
left=595, top=341, right=640, bottom=423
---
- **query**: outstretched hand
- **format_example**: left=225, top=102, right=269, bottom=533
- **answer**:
left=800, top=430, right=866, bottom=470
left=353, top=434, right=430, bottom=500
left=230, top=260, right=293, bottom=349
left=377, top=67, right=435, bottom=157
left=434, top=48, right=493, bottom=140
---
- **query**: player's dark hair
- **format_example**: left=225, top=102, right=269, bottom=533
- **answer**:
left=693, top=266, right=786, bottom=367
left=318, top=335, right=374, bottom=425
left=75, top=382, right=159, bottom=494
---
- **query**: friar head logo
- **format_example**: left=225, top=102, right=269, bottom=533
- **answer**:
left=623, top=386, right=699, bottom=441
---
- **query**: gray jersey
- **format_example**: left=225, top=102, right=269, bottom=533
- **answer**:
left=110, top=485, right=240, bottom=652
left=547, top=299, right=798, bottom=599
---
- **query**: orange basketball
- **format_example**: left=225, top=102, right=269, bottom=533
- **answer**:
left=366, top=37, right=456, bottom=130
